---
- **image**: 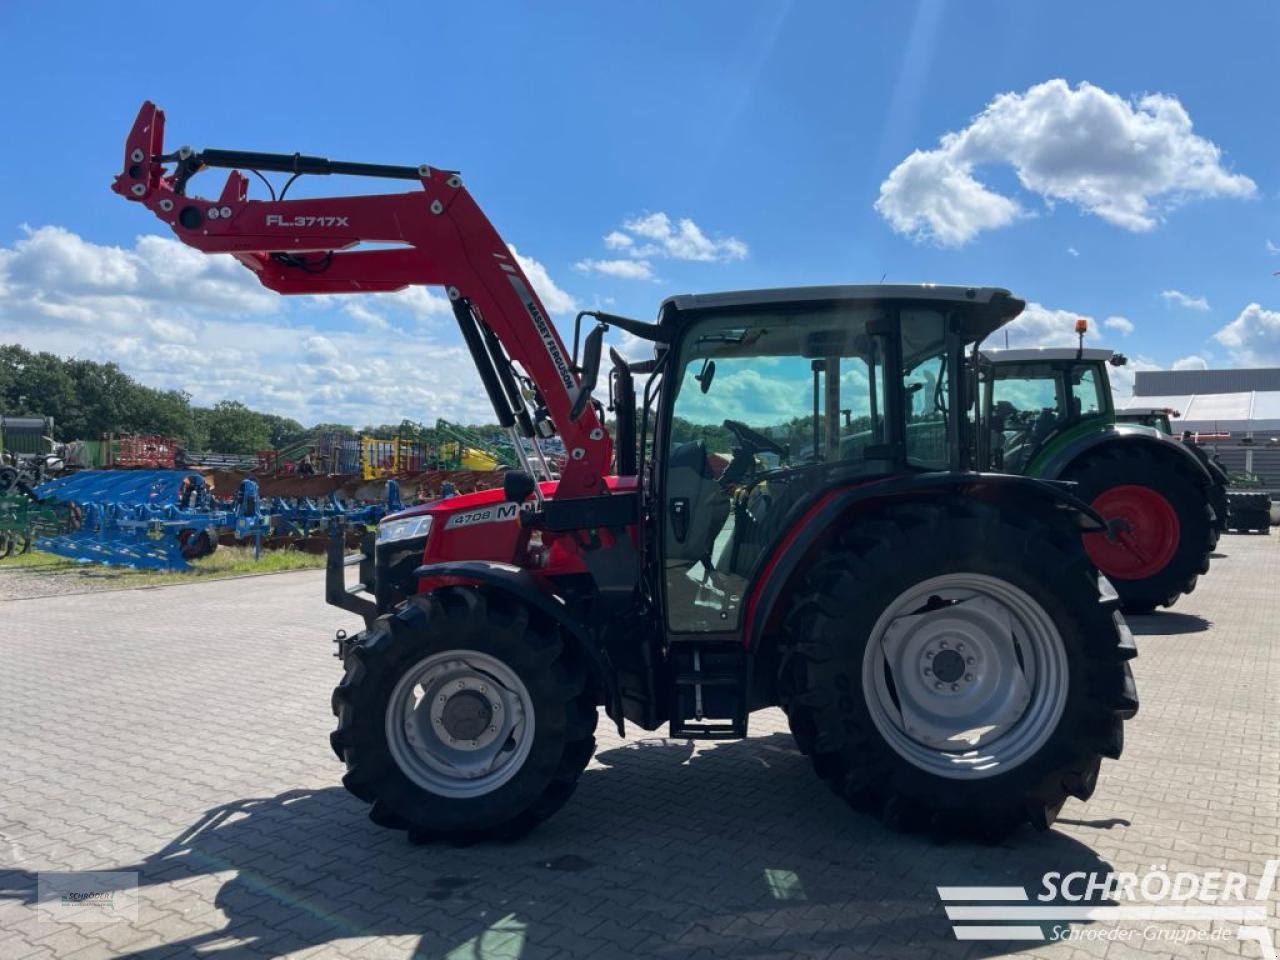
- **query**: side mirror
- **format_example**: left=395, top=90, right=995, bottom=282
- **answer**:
left=569, top=323, right=605, bottom=421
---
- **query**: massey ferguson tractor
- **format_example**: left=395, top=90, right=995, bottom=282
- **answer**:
left=973, top=344, right=1217, bottom=613
left=114, top=102, right=1137, bottom=842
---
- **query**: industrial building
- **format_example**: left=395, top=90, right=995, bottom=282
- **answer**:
left=1117, top=367, right=1280, bottom=486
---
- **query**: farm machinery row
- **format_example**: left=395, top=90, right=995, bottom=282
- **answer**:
left=0, top=466, right=401, bottom=570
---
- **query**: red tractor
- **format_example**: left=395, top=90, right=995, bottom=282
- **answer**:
left=114, top=102, right=1137, bottom=842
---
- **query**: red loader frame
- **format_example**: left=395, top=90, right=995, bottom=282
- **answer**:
left=112, top=101, right=613, bottom=503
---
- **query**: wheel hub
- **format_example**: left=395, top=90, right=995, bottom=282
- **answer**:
left=438, top=689, right=495, bottom=743
left=386, top=651, right=533, bottom=798
left=930, top=647, right=967, bottom=685
left=1085, top=484, right=1180, bottom=580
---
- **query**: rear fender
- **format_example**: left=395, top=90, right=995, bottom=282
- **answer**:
left=744, top=472, right=1105, bottom=659
left=1037, top=425, right=1213, bottom=487
left=413, top=560, right=624, bottom=735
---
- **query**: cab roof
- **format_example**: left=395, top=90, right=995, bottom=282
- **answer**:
left=979, top=347, right=1114, bottom=363
left=659, top=284, right=1025, bottom=343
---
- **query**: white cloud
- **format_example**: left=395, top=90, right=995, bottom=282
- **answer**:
left=999, top=302, right=1093, bottom=349
left=620, top=213, right=748, bottom=262
left=1172, top=354, right=1208, bottom=370
left=876, top=79, right=1256, bottom=246
left=1067, top=246, right=1080, bottom=257
left=508, top=244, right=577, bottom=315
left=578, top=213, right=748, bottom=278
left=1267, top=239, right=1280, bottom=255
left=1213, top=302, right=1280, bottom=365
left=1103, top=315, right=1134, bottom=336
left=1161, top=289, right=1210, bottom=311
left=574, top=258, right=654, bottom=280
left=0, top=225, right=507, bottom=426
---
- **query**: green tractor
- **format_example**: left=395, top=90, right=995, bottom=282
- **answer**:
left=972, top=348, right=1217, bottom=614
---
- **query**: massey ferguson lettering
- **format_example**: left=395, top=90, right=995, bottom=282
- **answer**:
left=511, top=277, right=575, bottom=392
left=443, top=502, right=522, bottom=530
left=265, top=214, right=350, bottom=228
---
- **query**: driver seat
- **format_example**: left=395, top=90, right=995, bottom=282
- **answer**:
left=665, top=440, right=730, bottom=574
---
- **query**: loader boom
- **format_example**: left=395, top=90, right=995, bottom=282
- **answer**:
left=111, top=101, right=611, bottom=498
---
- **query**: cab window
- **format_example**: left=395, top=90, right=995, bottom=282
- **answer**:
left=989, top=367, right=1063, bottom=473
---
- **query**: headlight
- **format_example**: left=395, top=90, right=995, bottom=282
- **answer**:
left=377, top=514, right=433, bottom=544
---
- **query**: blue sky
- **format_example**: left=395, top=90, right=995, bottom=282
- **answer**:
left=1, top=1, right=1277, bottom=425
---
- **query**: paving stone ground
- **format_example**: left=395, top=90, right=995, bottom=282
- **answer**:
left=1, top=534, right=1277, bottom=959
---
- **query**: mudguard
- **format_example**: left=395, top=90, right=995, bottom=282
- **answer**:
left=743, top=471, right=1107, bottom=656
left=413, top=560, right=624, bottom=734
left=1034, top=423, right=1213, bottom=486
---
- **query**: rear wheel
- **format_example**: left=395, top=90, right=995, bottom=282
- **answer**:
left=779, top=497, right=1137, bottom=840
left=331, top=586, right=597, bottom=842
left=1067, top=449, right=1213, bottom=614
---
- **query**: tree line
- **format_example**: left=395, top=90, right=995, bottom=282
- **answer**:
left=0, top=345, right=493, bottom=455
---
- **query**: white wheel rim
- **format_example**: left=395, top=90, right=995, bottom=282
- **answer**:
left=386, top=649, right=535, bottom=799
left=861, top=573, right=1069, bottom=780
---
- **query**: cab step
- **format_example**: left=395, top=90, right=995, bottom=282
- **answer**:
left=669, top=641, right=747, bottom=739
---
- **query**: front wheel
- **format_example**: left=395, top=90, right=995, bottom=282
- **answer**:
left=779, top=497, right=1138, bottom=839
left=331, top=586, right=598, bottom=842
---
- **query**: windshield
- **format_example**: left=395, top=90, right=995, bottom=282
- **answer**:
left=661, top=304, right=951, bottom=633
left=668, top=306, right=902, bottom=477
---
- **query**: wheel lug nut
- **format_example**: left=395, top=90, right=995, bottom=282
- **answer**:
left=964, top=674, right=973, bottom=682
left=939, top=640, right=948, bottom=648
left=924, top=668, right=932, bottom=676
left=925, top=650, right=935, bottom=659
left=956, top=643, right=964, bottom=651
left=951, top=684, right=959, bottom=692
left=966, top=656, right=975, bottom=664
left=934, top=682, right=942, bottom=690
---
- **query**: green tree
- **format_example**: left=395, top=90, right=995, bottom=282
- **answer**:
left=194, top=401, right=272, bottom=454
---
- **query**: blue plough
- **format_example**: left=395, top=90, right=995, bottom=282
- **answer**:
left=31, top=470, right=401, bottom=570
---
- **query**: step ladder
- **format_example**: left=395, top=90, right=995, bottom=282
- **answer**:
left=669, top=641, right=748, bottom=739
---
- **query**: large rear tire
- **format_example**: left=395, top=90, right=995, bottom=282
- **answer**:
left=1066, top=449, right=1214, bottom=614
left=331, top=586, right=598, bottom=843
left=779, top=497, right=1137, bottom=840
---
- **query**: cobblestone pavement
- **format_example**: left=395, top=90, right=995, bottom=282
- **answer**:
left=1, top=535, right=1277, bottom=959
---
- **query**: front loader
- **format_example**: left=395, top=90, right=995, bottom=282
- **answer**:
left=114, top=101, right=1138, bottom=842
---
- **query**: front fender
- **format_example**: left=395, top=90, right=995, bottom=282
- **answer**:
left=413, top=560, right=624, bottom=735
left=1034, top=424, right=1213, bottom=486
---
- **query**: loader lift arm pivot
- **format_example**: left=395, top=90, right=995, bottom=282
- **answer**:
left=111, top=101, right=611, bottom=499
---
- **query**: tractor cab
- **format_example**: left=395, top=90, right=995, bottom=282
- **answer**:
left=972, top=347, right=1119, bottom=475
left=649, top=286, right=1017, bottom=634
left=1116, top=406, right=1179, bottom=434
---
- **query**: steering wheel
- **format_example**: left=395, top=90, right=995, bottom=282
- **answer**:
left=722, top=419, right=787, bottom=458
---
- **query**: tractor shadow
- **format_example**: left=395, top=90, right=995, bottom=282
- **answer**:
left=1125, top=611, right=1211, bottom=635
left=0, top=733, right=1121, bottom=959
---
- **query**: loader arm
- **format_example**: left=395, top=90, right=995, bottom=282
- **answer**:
left=111, top=101, right=611, bottom=498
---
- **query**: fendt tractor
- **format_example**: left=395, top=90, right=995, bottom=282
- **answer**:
left=1115, top=406, right=1232, bottom=538
left=114, top=102, right=1137, bottom=842
left=973, top=342, right=1217, bottom=613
